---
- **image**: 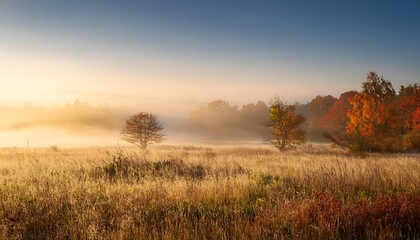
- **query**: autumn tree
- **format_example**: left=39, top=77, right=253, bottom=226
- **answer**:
left=412, top=108, right=420, bottom=132
left=268, top=98, right=305, bottom=150
left=396, top=84, right=420, bottom=150
left=346, top=72, right=397, bottom=152
left=398, top=84, right=420, bottom=132
left=121, top=112, right=165, bottom=150
left=320, top=91, right=357, bottom=136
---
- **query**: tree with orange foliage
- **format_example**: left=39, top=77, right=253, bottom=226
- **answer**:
left=320, top=91, right=357, bottom=136
left=412, top=107, right=420, bottom=132
left=346, top=72, right=397, bottom=152
left=396, top=84, right=420, bottom=150
left=398, top=84, right=420, bottom=131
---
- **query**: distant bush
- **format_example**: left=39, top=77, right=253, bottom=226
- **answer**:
left=95, top=152, right=206, bottom=181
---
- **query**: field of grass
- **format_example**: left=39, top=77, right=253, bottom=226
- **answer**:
left=0, top=144, right=419, bottom=239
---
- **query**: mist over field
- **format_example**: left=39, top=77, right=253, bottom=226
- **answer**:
left=0, top=101, right=174, bottom=147
left=0, top=98, right=270, bottom=147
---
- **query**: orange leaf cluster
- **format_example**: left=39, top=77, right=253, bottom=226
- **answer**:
left=345, top=72, right=419, bottom=152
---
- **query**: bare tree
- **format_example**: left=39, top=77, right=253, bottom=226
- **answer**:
left=121, top=112, right=165, bottom=150
left=268, top=98, right=305, bottom=150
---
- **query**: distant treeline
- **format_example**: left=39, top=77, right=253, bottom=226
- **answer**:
left=295, top=91, right=358, bottom=142
left=189, top=100, right=270, bottom=138
left=189, top=80, right=419, bottom=147
left=188, top=93, right=358, bottom=142
left=189, top=94, right=357, bottom=141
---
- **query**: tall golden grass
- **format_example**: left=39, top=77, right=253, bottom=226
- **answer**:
left=0, top=144, right=418, bottom=239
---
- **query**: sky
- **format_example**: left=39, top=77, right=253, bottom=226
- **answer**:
left=1, top=0, right=419, bottom=108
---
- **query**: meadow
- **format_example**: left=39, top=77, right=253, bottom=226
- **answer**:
left=0, top=144, right=418, bottom=239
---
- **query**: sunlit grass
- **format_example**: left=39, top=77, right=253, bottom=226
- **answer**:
left=0, top=145, right=418, bottom=239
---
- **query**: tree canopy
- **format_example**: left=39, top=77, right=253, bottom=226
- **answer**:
left=268, top=99, right=305, bottom=150
left=121, top=112, right=165, bottom=150
left=327, top=72, right=420, bottom=153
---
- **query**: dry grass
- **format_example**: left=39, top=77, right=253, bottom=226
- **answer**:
left=0, top=144, right=419, bottom=239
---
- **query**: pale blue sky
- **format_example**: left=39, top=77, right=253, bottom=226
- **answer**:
left=1, top=1, right=419, bottom=106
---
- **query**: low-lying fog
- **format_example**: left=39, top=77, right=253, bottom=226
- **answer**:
left=0, top=99, right=269, bottom=148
